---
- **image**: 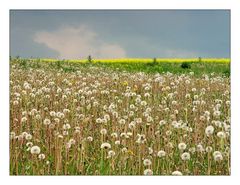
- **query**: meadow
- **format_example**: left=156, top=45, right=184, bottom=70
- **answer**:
left=15, top=57, right=230, bottom=76
left=10, top=58, right=230, bottom=175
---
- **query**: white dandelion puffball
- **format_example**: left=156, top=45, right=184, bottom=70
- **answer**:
left=181, top=152, right=191, bottom=161
left=144, top=169, right=153, bottom=175
left=87, top=136, right=93, bottom=142
left=100, top=128, right=107, bottom=135
left=30, top=146, right=41, bottom=155
left=101, top=142, right=111, bottom=149
left=166, top=130, right=172, bottom=136
left=159, top=120, right=166, bottom=126
left=43, top=118, right=51, bottom=125
left=148, top=147, right=153, bottom=155
left=69, top=138, right=76, bottom=145
left=21, top=117, right=27, bottom=123
left=66, top=142, right=71, bottom=149
left=50, top=111, right=56, bottom=117
left=205, top=125, right=214, bottom=136
left=143, top=159, right=152, bottom=166
left=172, top=171, right=183, bottom=175
left=111, top=132, right=118, bottom=138
left=63, top=123, right=71, bottom=130
left=196, top=144, right=204, bottom=152
left=107, top=150, right=116, bottom=158
left=22, top=132, right=28, bottom=138
left=178, top=142, right=187, bottom=150
left=121, top=147, right=128, bottom=153
left=58, top=135, right=63, bottom=139
left=157, top=150, right=166, bottom=158
left=63, top=130, right=68, bottom=136
left=119, top=119, right=126, bottom=125
left=26, top=142, right=33, bottom=147
left=25, top=134, right=32, bottom=140
left=10, top=131, right=16, bottom=139
left=115, top=140, right=120, bottom=145
left=205, top=146, right=213, bottom=153
left=38, top=153, right=45, bottom=160
left=189, top=147, right=196, bottom=154
left=217, top=131, right=226, bottom=139
left=213, top=151, right=223, bottom=161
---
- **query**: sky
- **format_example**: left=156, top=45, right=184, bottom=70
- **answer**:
left=10, top=10, right=230, bottom=59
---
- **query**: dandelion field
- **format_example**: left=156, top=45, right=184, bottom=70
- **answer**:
left=10, top=58, right=230, bottom=175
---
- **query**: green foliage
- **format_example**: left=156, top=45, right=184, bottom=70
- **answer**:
left=153, top=57, right=157, bottom=65
left=10, top=58, right=230, bottom=77
left=56, top=60, right=63, bottom=69
left=181, top=62, right=191, bottom=69
left=198, top=57, right=202, bottom=62
left=87, top=55, right=93, bottom=63
left=19, top=59, right=27, bottom=69
left=223, top=69, right=230, bottom=77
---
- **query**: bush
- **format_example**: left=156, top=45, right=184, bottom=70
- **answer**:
left=87, top=55, right=93, bottom=63
left=223, top=69, right=230, bottom=77
left=20, top=59, right=27, bottom=68
left=181, top=62, right=191, bottom=69
left=56, top=60, right=62, bottom=69
left=153, top=57, right=157, bottom=65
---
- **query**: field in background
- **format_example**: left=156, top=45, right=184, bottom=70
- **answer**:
left=11, top=58, right=230, bottom=76
left=39, top=58, right=230, bottom=63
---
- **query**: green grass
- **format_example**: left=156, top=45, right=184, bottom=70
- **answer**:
left=10, top=58, right=230, bottom=77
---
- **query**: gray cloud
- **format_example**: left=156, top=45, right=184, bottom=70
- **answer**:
left=163, top=49, right=199, bottom=58
left=11, top=10, right=230, bottom=59
left=33, top=25, right=126, bottom=59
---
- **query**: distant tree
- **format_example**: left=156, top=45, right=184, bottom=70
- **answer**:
left=198, top=57, right=202, bottom=62
left=57, top=60, right=62, bottom=69
left=153, top=57, right=157, bottom=65
left=87, top=55, right=93, bottom=63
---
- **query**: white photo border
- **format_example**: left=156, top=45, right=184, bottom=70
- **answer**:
left=1, top=0, right=239, bottom=185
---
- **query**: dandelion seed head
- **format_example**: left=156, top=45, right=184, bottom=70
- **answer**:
left=157, top=150, right=166, bottom=158
left=107, top=150, right=116, bottom=158
left=172, top=171, right=183, bottom=175
left=26, top=142, right=33, bottom=147
left=38, top=153, right=45, bottom=160
left=217, top=131, right=226, bottom=139
left=25, top=134, right=32, bottom=140
left=43, top=118, right=51, bottom=125
left=206, top=146, right=213, bottom=152
left=181, top=152, right=191, bottom=161
left=87, top=136, right=93, bottom=142
left=30, top=146, right=41, bottom=155
left=205, top=125, right=214, bottom=136
left=119, top=119, right=126, bottom=125
left=101, top=142, right=111, bottom=149
left=178, top=143, right=187, bottom=150
left=100, top=128, right=107, bottom=135
left=148, top=147, right=153, bottom=155
left=144, top=169, right=153, bottom=175
left=115, top=140, right=120, bottom=145
left=63, top=123, right=71, bottom=130
left=143, top=159, right=152, bottom=166
left=121, top=147, right=128, bottom=153
left=213, top=151, right=223, bottom=161
left=197, top=144, right=205, bottom=152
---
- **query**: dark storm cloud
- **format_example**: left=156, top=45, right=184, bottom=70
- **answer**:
left=10, top=10, right=230, bottom=59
